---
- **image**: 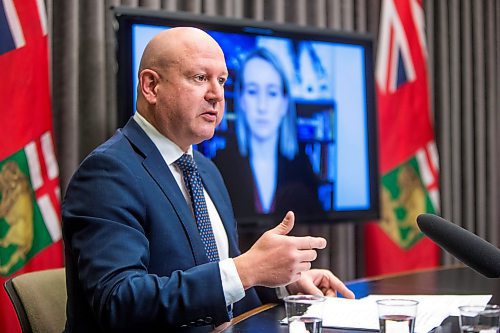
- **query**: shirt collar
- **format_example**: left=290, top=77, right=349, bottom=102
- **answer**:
left=133, top=111, right=193, bottom=166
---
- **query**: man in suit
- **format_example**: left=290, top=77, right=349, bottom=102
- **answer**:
left=62, top=27, right=354, bottom=333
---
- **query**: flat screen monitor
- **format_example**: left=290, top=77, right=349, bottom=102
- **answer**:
left=114, top=7, right=379, bottom=226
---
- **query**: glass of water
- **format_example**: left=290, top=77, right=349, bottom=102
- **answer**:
left=459, top=304, right=500, bottom=333
left=284, top=295, right=326, bottom=333
left=376, top=299, right=418, bottom=333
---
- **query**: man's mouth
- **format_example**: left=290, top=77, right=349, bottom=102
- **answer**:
left=201, top=110, right=218, bottom=122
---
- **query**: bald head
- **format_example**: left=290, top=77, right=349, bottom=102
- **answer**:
left=135, top=27, right=228, bottom=150
left=139, top=27, right=224, bottom=75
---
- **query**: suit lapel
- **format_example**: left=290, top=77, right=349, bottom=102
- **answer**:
left=121, top=119, right=209, bottom=265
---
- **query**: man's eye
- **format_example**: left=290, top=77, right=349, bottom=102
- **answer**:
left=218, top=77, right=227, bottom=86
left=194, top=75, right=207, bottom=82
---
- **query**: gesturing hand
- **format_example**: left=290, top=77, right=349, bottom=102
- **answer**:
left=234, top=211, right=327, bottom=289
left=286, top=269, right=355, bottom=299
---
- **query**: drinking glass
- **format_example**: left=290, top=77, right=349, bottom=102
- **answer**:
left=459, top=304, right=500, bottom=333
left=284, top=295, right=326, bottom=333
left=376, top=299, right=418, bottom=333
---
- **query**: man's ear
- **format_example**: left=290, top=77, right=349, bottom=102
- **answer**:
left=139, top=69, right=160, bottom=104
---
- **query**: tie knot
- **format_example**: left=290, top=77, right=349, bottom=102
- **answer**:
left=175, top=154, right=197, bottom=173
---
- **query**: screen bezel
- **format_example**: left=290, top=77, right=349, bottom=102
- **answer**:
left=113, top=6, right=380, bottom=225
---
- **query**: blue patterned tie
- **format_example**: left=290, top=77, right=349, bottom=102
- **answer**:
left=175, top=154, right=220, bottom=262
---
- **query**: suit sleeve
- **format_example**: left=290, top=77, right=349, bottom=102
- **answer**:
left=62, top=151, right=230, bottom=332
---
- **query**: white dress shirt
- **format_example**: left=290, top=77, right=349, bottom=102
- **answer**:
left=133, top=112, right=245, bottom=307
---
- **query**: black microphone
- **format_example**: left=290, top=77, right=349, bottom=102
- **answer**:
left=416, top=213, right=500, bottom=278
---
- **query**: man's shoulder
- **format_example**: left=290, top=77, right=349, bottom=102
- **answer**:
left=75, top=126, right=145, bottom=177
left=88, top=119, right=148, bottom=159
left=86, top=129, right=130, bottom=160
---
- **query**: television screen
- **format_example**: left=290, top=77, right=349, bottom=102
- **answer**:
left=114, top=7, right=379, bottom=226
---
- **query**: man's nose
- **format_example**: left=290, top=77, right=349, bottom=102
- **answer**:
left=206, top=80, right=224, bottom=102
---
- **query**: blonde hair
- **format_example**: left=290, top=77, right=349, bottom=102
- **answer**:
left=233, top=48, right=298, bottom=160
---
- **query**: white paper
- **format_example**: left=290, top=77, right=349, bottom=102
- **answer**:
left=282, top=294, right=492, bottom=333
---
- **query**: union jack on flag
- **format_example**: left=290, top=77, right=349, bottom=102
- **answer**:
left=0, top=0, right=25, bottom=54
left=376, top=0, right=426, bottom=93
left=0, top=0, right=47, bottom=53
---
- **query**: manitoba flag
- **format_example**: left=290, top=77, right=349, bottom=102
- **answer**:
left=0, top=0, right=63, bottom=332
left=364, top=0, right=440, bottom=276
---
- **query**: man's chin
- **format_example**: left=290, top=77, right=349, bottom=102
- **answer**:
left=193, top=131, right=216, bottom=145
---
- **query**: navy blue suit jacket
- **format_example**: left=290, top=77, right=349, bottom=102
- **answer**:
left=62, top=119, right=274, bottom=333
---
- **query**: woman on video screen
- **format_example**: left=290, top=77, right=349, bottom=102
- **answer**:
left=216, top=47, right=322, bottom=221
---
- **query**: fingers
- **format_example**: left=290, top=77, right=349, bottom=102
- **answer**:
left=269, top=213, right=326, bottom=250
left=290, top=270, right=356, bottom=299
left=323, top=288, right=337, bottom=297
left=296, top=236, right=327, bottom=250
left=296, top=262, right=312, bottom=273
left=324, top=272, right=355, bottom=299
left=269, top=211, right=295, bottom=235
left=296, top=249, right=318, bottom=262
left=337, top=284, right=355, bottom=299
left=298, top=282, right=324, bottom=296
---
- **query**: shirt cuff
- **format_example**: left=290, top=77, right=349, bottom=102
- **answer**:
left=276, top=285, right=290, bottom=299
left=219, top=258, right=245, bottom=306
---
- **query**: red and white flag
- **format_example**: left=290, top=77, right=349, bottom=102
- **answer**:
left=0, top=0, right=63, bottom=331
left=364, top=0, right=440, bottom=276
